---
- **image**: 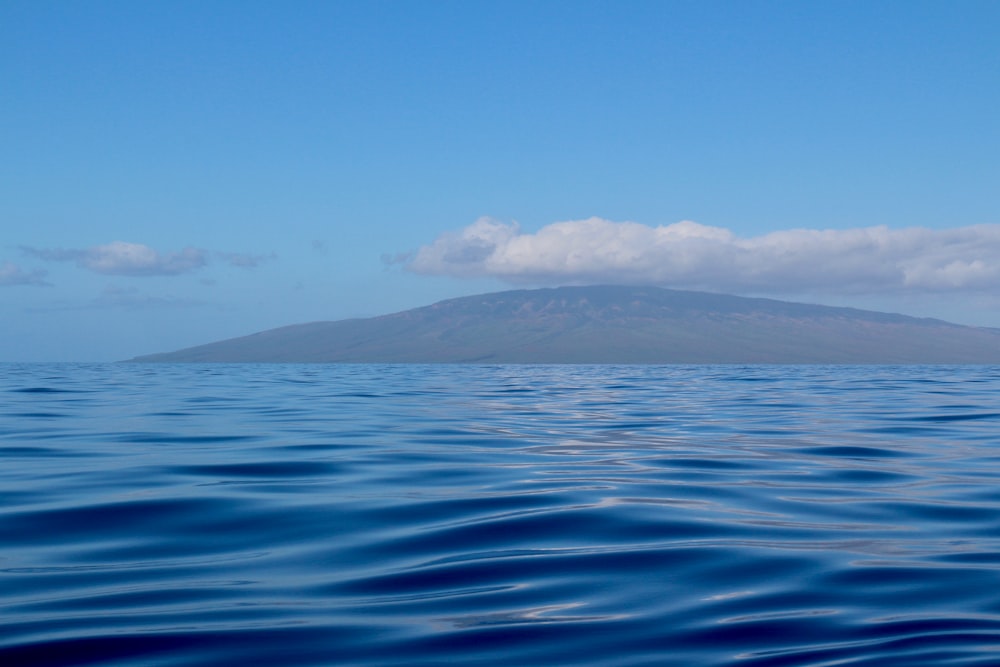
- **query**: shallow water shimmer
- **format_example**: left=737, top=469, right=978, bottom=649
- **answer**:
left=3, top=363, right=1000, bottom=666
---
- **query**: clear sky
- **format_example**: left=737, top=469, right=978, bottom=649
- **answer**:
left=3, top=0, right=999, bottom=361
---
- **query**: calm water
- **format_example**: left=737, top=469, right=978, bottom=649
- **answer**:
left=3, top=364, right=1000, bottom=666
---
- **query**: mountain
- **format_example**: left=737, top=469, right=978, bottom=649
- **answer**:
left=127, top=285, right=1000, bottom=363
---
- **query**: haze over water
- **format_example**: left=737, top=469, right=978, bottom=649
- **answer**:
left=3, top=363, right=1000, bottom=666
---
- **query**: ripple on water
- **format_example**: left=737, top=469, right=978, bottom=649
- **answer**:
left=2, top=363, right=1000, bottom=666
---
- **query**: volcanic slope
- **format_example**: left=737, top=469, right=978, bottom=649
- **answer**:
left=128, top=285, right=1000, bottom=363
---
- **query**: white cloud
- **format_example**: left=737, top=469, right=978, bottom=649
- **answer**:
left=406, top=217, right=1000, bottom=295
left=87, top=242, right=205, bottom=275
left=22, top=241, right=207, bottom=276
left=23, top=241, right=207, bottom=276
left=23, top=242, right=279, bottom=276
left=0, top=261, right=49, bottom=286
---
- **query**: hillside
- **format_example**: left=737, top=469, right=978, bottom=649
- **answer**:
left=128, top=285, right=1000, bottom=363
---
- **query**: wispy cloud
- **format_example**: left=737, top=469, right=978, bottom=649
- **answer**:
left=23, top=241, right=207, bottom=276
left=217, top=251, right=276, bottom=268
left=27, top=285, right=206, bottom=312
left=92, top=285, right=205, bottom=309
left=21, top=242, right=277, bottom=276
left=0, top=261, right=50, bottom=287
left=405, top=217, right=1000, bottom=295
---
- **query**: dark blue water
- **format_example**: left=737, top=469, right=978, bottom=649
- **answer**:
left=3, top=364, right=1000, bottom=666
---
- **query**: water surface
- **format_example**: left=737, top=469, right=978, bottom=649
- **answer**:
left=3, top=364, right=1000, bottom=665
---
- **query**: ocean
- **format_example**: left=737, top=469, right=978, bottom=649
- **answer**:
left=3, top=363, right=1000, bottom=666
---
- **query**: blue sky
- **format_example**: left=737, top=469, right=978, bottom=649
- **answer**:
left=3, top=0, right=999, bottom=361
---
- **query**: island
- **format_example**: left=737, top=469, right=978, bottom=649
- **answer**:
left=128, top=285, right=1000, bottom=364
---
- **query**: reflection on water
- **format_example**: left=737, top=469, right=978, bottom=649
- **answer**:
left=2, top=363, right=1000, bottom=665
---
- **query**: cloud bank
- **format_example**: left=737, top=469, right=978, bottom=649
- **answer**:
left=0, top=261, right=49, bottom=287
left=405, top=217, right=1000, bottom=295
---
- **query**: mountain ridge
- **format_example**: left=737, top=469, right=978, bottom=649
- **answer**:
left=128, top=285, right=1000, bottom=364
